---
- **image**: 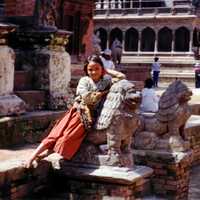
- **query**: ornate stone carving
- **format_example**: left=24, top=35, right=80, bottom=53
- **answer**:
left=34, top=0, right=58, bottom=27
left=135, top=80, right=192, bottom=152
left=48, top=30, right=72, bottom=51
left=71, top=80, right=141, bottom=168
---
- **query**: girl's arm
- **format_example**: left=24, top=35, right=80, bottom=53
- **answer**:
left=106, top=68, right=126, bottom=80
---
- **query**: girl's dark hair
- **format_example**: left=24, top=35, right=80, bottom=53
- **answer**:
left=144, top=78, right=154, bottom=89
left=83, top=54, right=104, bottom=75
left=154, top=57, right=159, bottom=62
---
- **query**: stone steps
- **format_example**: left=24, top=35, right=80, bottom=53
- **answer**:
left=0, top=110, right=64, bottom=148
left=15, top=90, right=47, bottom=111
left=14, top=70, right=33, bottom=91
left=14, top=70, right=48, bottom=111
left=122, top=55, right=195, bottom=64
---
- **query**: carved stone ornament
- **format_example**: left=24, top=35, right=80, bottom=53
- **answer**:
left=0, top=23, right=17, bottom=45
left=135, top=80, right=192, bottom=152
left=48, top=29, right=72, bottom=51
left=70, top=80, right=141, bottom=168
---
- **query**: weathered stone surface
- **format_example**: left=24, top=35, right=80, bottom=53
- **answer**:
left=0, top=110, right=64, bottom=148
left=0, top=46, right=15, bottom=95
left=0, top=94, right=26, bottom=116
left=134, top=149, right=192, bottom=199
left=46, top=152, right=153, bottom=185
left=135, top=80, right=192, bottom=152
left=70, top=80, right=141, bottom=168
left=0, top=154, right=51, bottom=199
left=185, top=115, right=200, bottom=165
left=33, top=48, right=72, bottom=110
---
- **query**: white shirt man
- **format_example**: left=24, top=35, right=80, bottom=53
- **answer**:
left=140, top=88, right=159, bottom=112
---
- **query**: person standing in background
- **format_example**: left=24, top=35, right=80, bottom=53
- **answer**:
left=151, top=57, right=161, bottom=87
left=111, top=38, right=122, bottom=66
left=101, top=48, right=115, bottom=70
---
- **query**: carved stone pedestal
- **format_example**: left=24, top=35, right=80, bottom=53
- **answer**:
left=133, top=150, right=192, bottom=199
left=0, top=45, right=26, bottom=116
left=33, top=48, right=71, bottom=110
left=47, top=153, right=153, bottom=200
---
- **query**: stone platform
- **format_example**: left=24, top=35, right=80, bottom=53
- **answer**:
left=0, top=146, right=153, bottom=199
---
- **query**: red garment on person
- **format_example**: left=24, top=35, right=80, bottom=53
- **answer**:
left=41, top=107, right=85, bottom=160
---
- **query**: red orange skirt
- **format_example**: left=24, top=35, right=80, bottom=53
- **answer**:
left=41, top=107, right=85, bottom=160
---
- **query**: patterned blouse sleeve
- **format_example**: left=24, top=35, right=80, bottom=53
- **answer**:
left=76, top=77, right=91, bottom=97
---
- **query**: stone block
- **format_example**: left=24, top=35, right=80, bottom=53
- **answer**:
left=133, top=149, right=192, bottom=199
left=0, top=94, right=26, bottom=116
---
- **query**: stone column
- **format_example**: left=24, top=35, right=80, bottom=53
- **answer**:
left=0, top=23, right=26, bottom=116
left=107, top=29, right=110, bottom=48
left=189, top=29, right=193, bottom=52
left=122, top=30, right=125, bottom=52
left=172, top=29, right=175, bottom=53
left=138, top=30, right=141, bottom=55
left=95, top=0, right=101, bottom=9
left=33, top=30, right=72, bottom=110
left=154, top=30, right=158, bottom=53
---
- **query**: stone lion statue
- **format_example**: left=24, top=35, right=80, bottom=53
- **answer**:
left=134, top=80, right=192, bottom=152
left=71, top=80, right=141, bottom=168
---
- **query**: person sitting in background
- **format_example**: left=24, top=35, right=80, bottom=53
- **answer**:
left=140, top=78, right=159, bottom=112
left=101, top=48, right=115, bottom=70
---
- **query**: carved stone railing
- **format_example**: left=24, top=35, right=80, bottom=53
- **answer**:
left=94, top=0, right=194, bottom=16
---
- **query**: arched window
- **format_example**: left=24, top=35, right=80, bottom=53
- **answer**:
left=175, top=27, right=190, bottom=52
left=109, top=28, right=123, bottom=48
left=141, top=27, right=155, bottom=51
left=125, top=28, right=138, bottom=51
left=95, top=28, right=107, bottom=51
left=158, top=27, right=172, bottom=52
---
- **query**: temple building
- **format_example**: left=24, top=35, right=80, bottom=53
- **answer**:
left=2, top=0, right=93, bottom=61
left=94, top=0, right=200, bottom=83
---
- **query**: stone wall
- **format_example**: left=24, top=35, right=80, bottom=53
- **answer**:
left=185, top=115, right=200, bottom=166
left=0, top=111, right=64, bottom=148
left=5, top=0, right=35, bottom=16
left=133, top=150, right=192, bottom=199
left=0, top=159, right=51, bottom=199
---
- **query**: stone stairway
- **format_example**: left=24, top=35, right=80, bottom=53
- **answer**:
left=121, top=55, right=196, bottom=88
left=14, top=70, right=47, bottom=111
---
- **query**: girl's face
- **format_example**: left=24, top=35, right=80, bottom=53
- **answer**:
left=87, top=61, right=104, bottom=82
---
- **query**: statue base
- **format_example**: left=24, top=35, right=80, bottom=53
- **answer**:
left=0, top=94, right=26, bottom=116
left=46, top=153, right=153, bottom=199
left=133, top=149, right=192, bottom=199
